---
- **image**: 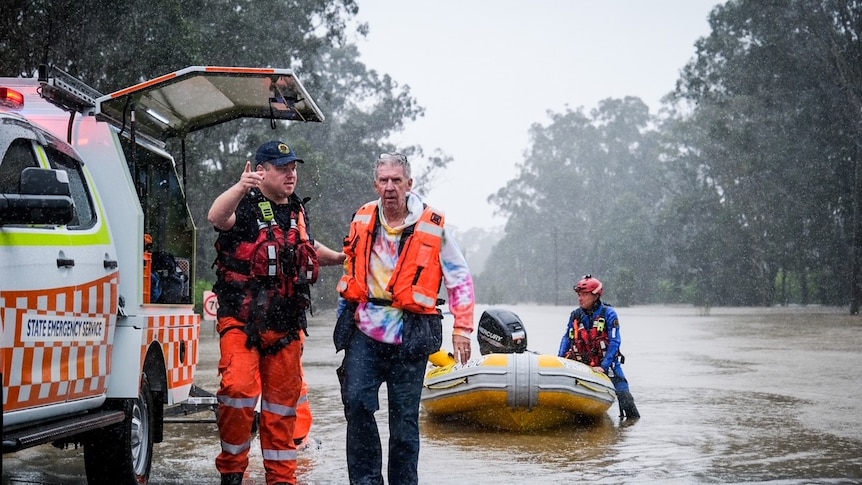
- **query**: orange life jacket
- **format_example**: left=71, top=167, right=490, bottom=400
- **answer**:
left=337, top=201, right=445, bottom=314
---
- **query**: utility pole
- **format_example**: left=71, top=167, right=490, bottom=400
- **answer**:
left=851, top=138, right=861, bottom=315
left=553, top=228, right=559, bottom=306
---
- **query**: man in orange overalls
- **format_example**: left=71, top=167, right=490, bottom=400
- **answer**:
left=208, top=141, right=344, bottom=485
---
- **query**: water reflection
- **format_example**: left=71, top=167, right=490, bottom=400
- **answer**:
left=3, top=305, right=862, bottom=484
left=422, top=413, right=619, bottom=460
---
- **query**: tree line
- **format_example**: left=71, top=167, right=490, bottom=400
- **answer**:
left=1, top=0, right=449, bottom=310
left=2, top=0, right=860, bottom=312
left=477, top=0, right=862, bottom=312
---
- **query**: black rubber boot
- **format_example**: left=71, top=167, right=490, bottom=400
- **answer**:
left=617, top=390, right=640, bottom=419
left=221, top=472, right=244, bottom=485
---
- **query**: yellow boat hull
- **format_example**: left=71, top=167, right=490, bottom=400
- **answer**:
left=421, top=353, right=616, bottom=432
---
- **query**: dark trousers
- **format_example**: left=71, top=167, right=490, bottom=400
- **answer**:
left=610, top=361, right=630, bottom=392
left=339, top=329, right=427, bottom=485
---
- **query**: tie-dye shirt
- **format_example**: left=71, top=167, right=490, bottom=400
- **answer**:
left=355, top=193, right=475, bottom=344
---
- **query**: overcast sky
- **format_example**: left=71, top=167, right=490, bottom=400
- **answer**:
left=352, top=0, right=721, bottom=231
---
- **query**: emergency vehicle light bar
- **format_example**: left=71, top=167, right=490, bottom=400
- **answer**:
left=37, top=65, right=103, bottom=115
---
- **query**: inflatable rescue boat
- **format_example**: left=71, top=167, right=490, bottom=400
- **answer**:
left=421, top=309, right=616, bottom=432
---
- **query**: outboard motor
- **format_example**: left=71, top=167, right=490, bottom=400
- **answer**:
left=477, top=308, right=528, bottom=355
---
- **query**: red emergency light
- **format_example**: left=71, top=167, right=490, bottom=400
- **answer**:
left=0, top=87, right=25, bottom=110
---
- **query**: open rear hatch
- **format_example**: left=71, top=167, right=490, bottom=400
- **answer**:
left=94, top=66, right=324, bottom=141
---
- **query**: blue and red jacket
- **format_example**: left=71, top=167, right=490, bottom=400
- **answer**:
left=557, top=301, right=621, bottom=372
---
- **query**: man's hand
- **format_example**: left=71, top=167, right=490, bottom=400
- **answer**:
left=239, top=160, right=264, bottom=192
left=208, top=161, right=264, bottom=231
left=453, top=335, right=472, bottom=364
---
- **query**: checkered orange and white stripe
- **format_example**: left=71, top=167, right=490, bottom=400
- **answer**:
left=1, top=272, right=118, bottom=412
left=144, top=313, right=200, bottom=398
left=2, top=273, right=201, bottom=411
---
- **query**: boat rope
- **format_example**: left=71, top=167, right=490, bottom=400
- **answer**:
left=424, top=377, right=468, bottom=390
left=577, top=379, right=616, bottom=395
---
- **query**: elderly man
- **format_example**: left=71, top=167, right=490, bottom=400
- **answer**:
left=335, top=152, right=476, bottom=485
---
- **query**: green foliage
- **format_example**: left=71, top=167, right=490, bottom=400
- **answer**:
left=478, top=98, right=666, bottom=305
left=5, top=0, right=862, bottom=310
left=611, top=267, right=636, bottom=307
left=1, top=0, right=448, bottom=310
left=477, top=0, right=862, bottom=309
left=193, top=278, right=213, bottom=316
left=665, top=0, right=862, bottom=308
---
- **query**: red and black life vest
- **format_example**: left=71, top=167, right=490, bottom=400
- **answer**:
left=566, top=307, right=612, bottom=367
left=213, top=190, right=319, bottom=348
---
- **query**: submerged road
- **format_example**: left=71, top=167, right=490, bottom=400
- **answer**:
left=3, top=304, right=862, bottom=484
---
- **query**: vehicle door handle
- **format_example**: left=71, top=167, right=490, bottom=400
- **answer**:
left=104, top=259, right=118, bottom=269
left=57, top=258, right=75, bottom=268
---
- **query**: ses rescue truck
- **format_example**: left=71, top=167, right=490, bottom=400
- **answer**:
left=0, top=66, right=324, bottom=484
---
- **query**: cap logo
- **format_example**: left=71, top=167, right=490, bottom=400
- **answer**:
left=278, top=143, right=291, bottom=154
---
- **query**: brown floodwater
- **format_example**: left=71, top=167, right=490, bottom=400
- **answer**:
left=3, top=304, right=862, bottom=484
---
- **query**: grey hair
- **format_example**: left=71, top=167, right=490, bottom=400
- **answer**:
left=375, top=152, right=411, bottom=179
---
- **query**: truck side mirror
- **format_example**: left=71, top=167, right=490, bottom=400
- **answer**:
left=0, top=167, right=75, bottom=225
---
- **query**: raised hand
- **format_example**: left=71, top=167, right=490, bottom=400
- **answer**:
left=239, top=160, right=264, bottom=192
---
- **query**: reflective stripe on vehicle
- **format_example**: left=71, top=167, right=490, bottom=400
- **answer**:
left=1, top=272, right=119, bottom=412
left=0, top=144, right=112, bottom=248
left=144, top=313, right=201, bottom=391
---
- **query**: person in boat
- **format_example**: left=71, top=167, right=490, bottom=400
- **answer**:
left=208, top=140, right=346, bottom=485
left=558, top=275, right=641, bottom=419
left=335, top=152, right=476, bottom=485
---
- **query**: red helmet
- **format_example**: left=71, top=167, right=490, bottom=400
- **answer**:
left=574, top=275, right=603, bottom=296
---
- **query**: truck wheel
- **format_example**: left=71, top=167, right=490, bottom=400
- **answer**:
left=84, top=374, right=155, bottom=485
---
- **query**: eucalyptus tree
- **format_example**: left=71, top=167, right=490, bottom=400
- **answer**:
left=1, top=0, right=444, bottom=309
left=668, top=0, right=862, bottom=309
left=480, top=97, right=664, bottom=305
left=1, top=0, right=206, bottom=86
